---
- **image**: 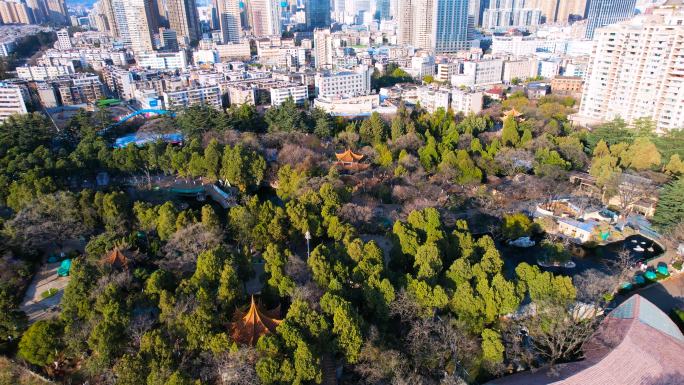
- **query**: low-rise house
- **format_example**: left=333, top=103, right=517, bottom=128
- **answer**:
left=557, top=218, right=600, bottom=243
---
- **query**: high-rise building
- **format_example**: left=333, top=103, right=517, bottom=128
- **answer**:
left=304, top=0, right=330, bottom=29
left=399, top=0, right=472, bottom=53
left=524, top=0, right=558, bottom=23
left=125, top=0, right=157, bottom=52
left=167, top=0, right=201, bottom=44
left=217, top=0, right=241, bottom=43
left=157, top=0, right=169, bottom=28
left=101, top=0, right=119, bottom=36
left=45, top=0, right=70, bottom=24
left=114, top=0, right=131, bottom=43
left=0, top=1, right=34, bottom=24
left=556, top=0, right=588, bottom=23
left=377, top=0, right=390, bottom=19
left=313, top=27, right=332, bottom=68
left=585, top=0, right=636, bottom=39
left=160, top=28, right=179, bottom=50
left=26, top=0, right=47, bottom=23
left=482, top=0, right=542, bottom=29
left=250, top=0, right=281, bottom=36
left=0, top=85, right=28, bottom=123
left=573, top=10, right=684, bottom=132
left=57, top=29, right=72, bottom=50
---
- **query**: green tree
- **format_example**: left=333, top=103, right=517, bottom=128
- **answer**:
left=663, top=153, right=684, bottom=176
left=481, top=329, right=504, bottom=363
left=501, top=116, right=520, bottom=147
left=0, top=291, right=27, bottom=348
left=423, top=75, right=434, bottom=84
left=221, top=145, right=266, bottom=192
left=652, top=179, right=684, bottom=231
left=413, top=243, right=442, bottom=284
left=622, top=137, right=661, bottom=170
left=501, top=213, right=533, bottom=239
left=516, top=263, right=576, bottom=306
left=18, top=320, right=63, bottom=366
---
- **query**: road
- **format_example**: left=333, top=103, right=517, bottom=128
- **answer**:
left=618, top=272, right=684, bottom=314
left=19, top=260, right=70, bottom=325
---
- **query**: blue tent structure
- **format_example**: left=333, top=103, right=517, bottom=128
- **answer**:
left=657, top=266, right=669, bottom=275
left=621, top=282, right=632, bottom=290
left=645, top=271, right=657, bottom=280
left=57, top=259, right=71, bottom=276
left=633, top=275, right=645, bottom=284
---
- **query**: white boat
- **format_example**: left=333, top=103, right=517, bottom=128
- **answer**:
left=509, top=237, right=536, bottom=247
left=634, top=246, right=645, bottom=252
left=640, top=242, right=646, bottom=245
left=647, top=247, right=654, bottom=252
left=632, top=240, right=637, bottom=243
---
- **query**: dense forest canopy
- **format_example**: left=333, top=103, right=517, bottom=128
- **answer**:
left=0, top=90, right=681, bottom=385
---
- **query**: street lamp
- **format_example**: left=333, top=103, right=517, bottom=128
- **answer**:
left=305, top=231, right=311, bottom=260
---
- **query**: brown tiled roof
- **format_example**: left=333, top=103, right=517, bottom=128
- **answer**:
left=99, top=246, right=134, bottom=271
left=229, top=297, right=282, bottom=347
left=335, top=149, right=364, bottom=163
left=486, top=295, right=684, bottom=385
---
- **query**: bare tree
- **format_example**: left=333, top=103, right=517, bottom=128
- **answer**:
left=8, top=192, right=88, bottom=250
left=605, top=247, right=638, bottom=285
left=216, top=348, right=262, bottom=385
left=495, top=148, right=534, bottom=177
left=573, top=269, right=618, bottom=307
left=125, top=313, right=155, bottom=354
left=160, top=223, right=222, bottom=272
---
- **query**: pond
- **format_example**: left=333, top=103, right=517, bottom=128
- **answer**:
left=500, top=234, right=664, bottom=279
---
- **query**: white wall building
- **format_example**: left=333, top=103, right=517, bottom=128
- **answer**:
left=451, top=89, right=483, bottom=115
left=270, top=83, right=308, bottom=106
left=163, top=85, right=221, bottom=110
left=56, top=29, right=72, bottom=50
left=416, top=87, right=451, bottom=112
left=451, top=60, right=503, bottom=88
left=16, top=65, right=75, bottom=80
left=0, top=84, right=27, bottom=123
left=491, top=34, right=537, bottom=56
left=315, top=65, right=372, bottom=97
left=539, top=60, right=561, bottom=78
left=193, top=50, right=220, bottom=66
left=137, top=51, right=188, bottom=70
left=503, top=58, right=539, bottom=82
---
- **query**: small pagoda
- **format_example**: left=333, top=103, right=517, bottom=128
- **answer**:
left=334, top=149, right=369, bottom=171
left=228, top=296, right=282, bottom=346
left=502, top=107, right=525, bottom=122
left=99, top=246, right=135, bottom=271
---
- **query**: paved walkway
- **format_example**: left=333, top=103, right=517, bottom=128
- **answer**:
left=19, top=240, right=85, bottom=324
left=19, top=261, right=70, bottom=325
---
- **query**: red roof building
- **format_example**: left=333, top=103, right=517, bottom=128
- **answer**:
left=487, top=294, right=684, bottom=385
left=228, top=297, right=282, bottom=347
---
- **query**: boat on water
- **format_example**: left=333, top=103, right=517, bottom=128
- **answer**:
left=648, top=247, right=654, bottom=252
left=634, top=246, right=645, bottom=252
left=632, top=240, right=637, bottom=243
left=640, top=242, right=646, bottom=245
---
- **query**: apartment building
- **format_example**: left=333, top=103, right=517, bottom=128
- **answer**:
left=315, top=65, right=372, bottom=97
left=57, top=29, right=72, bottom=50
left=551, top=76, right=583, bottom=92
left=103, top=66, right=134, bottom=100
left=491, top=34, right=537, bottom=56
left=270, top=83, right=308, bottom=106
left=313, top=28, right=333, bottom=69
left=229, top=84, right=256, bottom=106
left=137, top=51, right=188, bottom=70
left=452, top=60, right=503, bottom=88
left=574, top=10, right=684, bottom=131
left=214, top=42, right=251, bottom=61
left=451, top=89, right=483, bottom=115
left=163, top=85, right=221, bottom=109
left=416, top=87, right=451, bottom=113
left=16, top=65, right=75, bottom=81
left=0, top=84, right=27, bottom=123
left=436, top=61, right=460, bottom=83
left=502, top=59, right=539, bottom=82
left=482, top=6, right=542, bottom=29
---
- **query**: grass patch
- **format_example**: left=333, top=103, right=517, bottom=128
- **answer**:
left=41, top=288, right=58, bottom=298
left=673, top=261, right=683, bottom=271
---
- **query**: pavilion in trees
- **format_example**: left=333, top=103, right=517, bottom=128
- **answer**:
left=229, top=296, right=282, bottom=346
left=502, top=107, right=525, bottom=122
left=334, top=149, right=369, bottom=171
left=99, top=246, right=135, bottom=271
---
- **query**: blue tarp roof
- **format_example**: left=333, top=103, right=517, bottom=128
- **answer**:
left=559, top=218, right=600, bottom=232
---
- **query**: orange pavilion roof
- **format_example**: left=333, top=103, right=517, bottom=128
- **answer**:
left=99, top=246, right=134, bottom=271
left=335, top=149, right=364, bottom=163
left=229, top=297, right=282, bottom=346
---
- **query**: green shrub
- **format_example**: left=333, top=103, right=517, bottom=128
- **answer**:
left=41, top=288, right=58, bottom=298
left=673, top=261, right=683, bottom=271
left=603, top=293, right=614, bottom=301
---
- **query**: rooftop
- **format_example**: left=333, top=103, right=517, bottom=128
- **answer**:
left=486, top=295, right=684, bottom=384
left=558, top=218, right=600, bottom=232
